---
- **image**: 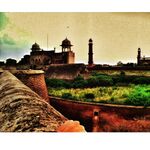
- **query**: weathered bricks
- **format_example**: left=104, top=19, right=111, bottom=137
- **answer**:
left=0, top=71, right=67, bottom=132
left=11, top=70, right=49, bottom=102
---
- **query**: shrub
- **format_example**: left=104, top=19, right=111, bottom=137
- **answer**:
left=62, top=93, right=73, bottom=99
left=73, top=81, right=87, bottom=88
left=133, top=77, right=150, bottom=85
left=120, top=71, right=125, bottom=76
left=84, top=93, right=95, bottom=99
left=117, top=71, right=126, bottom=83
left=45, top=78, right=71, bottom=88
left=73, top=75, right=84, bottom=81
left=124, top=86, right=150, bottom=106
left=110, top=96, right=115, bottom=102
left=123, top=76, right=136, bottom=84
left=96, top=75, right=113, bottom=86
left=72, top=75, right=87, bottom=88
left=87, top=76, right=99, bottom=87
left=87, top=74, right=113, bottom=87
left=112, top=75, right=136, bottom=85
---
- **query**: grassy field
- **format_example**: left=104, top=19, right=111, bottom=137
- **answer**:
left=48, top=85, right=150, bottom=106
left=49, top=86, right=131, bottom=102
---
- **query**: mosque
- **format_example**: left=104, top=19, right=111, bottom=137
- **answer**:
left=18, top=38, right=75, bottom=68
left=18, top=38, right=94, bottom=68
left=2, top=37, right=150, bottom=68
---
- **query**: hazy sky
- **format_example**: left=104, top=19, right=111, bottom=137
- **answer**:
left=1, top=12, right=150, bottom=65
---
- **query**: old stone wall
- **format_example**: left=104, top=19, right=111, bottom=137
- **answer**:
left=50, top=97, right=150, bottom=132
left=0, top=71, right=67, bottom=132
left=45, top=64, right=86, bottom=80
left=67, top=51, right=75, bottom=64
left=30, top=55, right=50, bottom=66
left=10, top=70, right=49, bottom=102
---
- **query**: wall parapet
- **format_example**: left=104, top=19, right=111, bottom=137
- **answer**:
left=50, top=96, right=150, bottom=132
left=0, top=71, right=67, bottom=132
left=0, top=69, right=49, bottom=101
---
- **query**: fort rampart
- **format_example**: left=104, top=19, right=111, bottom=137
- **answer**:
left=11, top=70, right=49, bottom=101
left=2, top=70, right=49, bottom=102
left=50, top=97, right=150, bottom=132
left=0, top=71, right=67, bottom=132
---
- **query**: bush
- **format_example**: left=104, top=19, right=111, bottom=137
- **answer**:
left=124, top=86, right=150, bottom=106
left=97, top=75, right=113, bottom=86
left=87, top=74, right=113, bottom=87
left=86, top=76, right=99, bottom=87
left=45, top=78, right=71, bottom=88
left=73, top=75, right=84, bottom=81
left=72, top=75, right=87, bottom=88
left=133, top=77, right=150, bottom=84
left=120, top=71, right=125, bottom=76
left=112, top=75, right=136, bottom=85
left=84, top=93, right=95, bottom=99
left=110, top=96, right=115, bottom=102
left=62, top=93, right=73, bottom=99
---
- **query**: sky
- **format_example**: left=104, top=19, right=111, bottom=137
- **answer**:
left=1, top=12, right=150, bottom=65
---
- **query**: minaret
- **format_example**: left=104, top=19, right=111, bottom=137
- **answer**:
left=137, top=48, right=141, bottom=66
left=88, top=38, right=94, bottom=66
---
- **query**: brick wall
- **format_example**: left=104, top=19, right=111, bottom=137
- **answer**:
left=11, top=70, right=49, bottom=102
left=0, top=71, right=67, bottom=132
left=50, top=97, right=150, bottom=132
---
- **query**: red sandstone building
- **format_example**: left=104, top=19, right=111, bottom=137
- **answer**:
left=19, top=38, right=75, bottom=68
left=137, top=48, right=150, bottom=66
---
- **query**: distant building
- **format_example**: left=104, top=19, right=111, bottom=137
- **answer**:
left=117, top=61, right=123, bottom=66
left=19, top=38, right=75, bottom=68
left=137, top=48, right=150, bottom=66
left=18, top=55, right=30, bottom=65
left=6, top=58, right=17, bottom=66
left=88, top=38, right=94, bottom=66
left=0, top=61, right=5, bottom=66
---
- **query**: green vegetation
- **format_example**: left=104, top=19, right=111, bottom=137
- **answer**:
left=87, top=74, right=113, bottom=87
left=46, top=72, right=150, bottom=89
left=48, top=85, right=150, bottom=106
left=72, top=75, right=87, bottom=88
left=124, top=86, right=150, bottom=106
left=45, top=78, right=71, bottom=88
left=48, top=86, right=130, bottom=104
left=46, top=72, right=150, bottom=106
left=84, top=93, right=95, bottom=99
left=61, top=93, right=73, bottom=99
left=132, top=77, right=150, bottom=84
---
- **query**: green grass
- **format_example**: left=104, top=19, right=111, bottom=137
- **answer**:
left=48, top=86, right=132, bottom=103
left=124, top=85, right=150, bottom=106
left=48, top=85, right=150, bottom=106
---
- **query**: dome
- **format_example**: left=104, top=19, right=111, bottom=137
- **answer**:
left=31, top=42, right=41, bottom=51
left=60, top=38, right=73, bottom=47
left=89, top=38, right=93, bottom=42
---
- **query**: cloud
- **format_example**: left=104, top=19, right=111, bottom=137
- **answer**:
left=0, top=34, right=16, bottom=45
left=0, top=32, right=31, bottom=61
left=0, top=38, right=30, bottom=61
left=0, top=12, right=9, bottom=31
left=0, top=13, right=32, bottom=61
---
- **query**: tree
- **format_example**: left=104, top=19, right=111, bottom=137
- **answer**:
left=117, top=61, right=123, bottom=66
